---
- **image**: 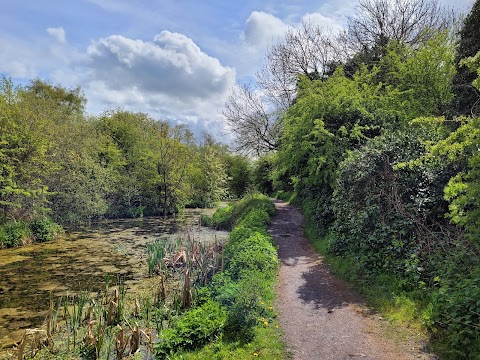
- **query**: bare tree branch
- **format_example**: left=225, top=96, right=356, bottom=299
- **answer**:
left=257, top=22, right=342, bottom=110
left=346, top=0, right=455, bottom=51
left=222, top=85, right=281, bottom=156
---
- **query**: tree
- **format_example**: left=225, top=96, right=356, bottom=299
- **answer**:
left=154, top=123, right=195, bottom=215
left=96, top=110, right=157, bottom=217
left=257, top=22, right=342, bottom=110
left=0, top=78, right=87, bottom=221
left=224, top=23, right=343, bottom=156
left=380, top=32, right=456, bottom=116
left=223, top=85, right=280, bottom=155
left=346, top=0, right=454, bottom=51
left=224, top=153, right=253, bottom=198
left=451, top=0, right=480, bottom=116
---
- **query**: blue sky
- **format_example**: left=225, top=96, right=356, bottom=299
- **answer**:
left=0, top=0, right=475, bottom=140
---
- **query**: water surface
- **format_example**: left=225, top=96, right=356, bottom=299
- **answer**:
left=0, top=209, right=227, bottom=348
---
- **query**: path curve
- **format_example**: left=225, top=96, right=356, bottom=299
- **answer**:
left=269, top=200, right=434, bottom=360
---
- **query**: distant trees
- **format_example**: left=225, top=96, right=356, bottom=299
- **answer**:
left=0, top=77, right=254, bottom=226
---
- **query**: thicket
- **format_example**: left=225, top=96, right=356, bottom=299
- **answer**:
left=242, top=0, right=480, bottom=358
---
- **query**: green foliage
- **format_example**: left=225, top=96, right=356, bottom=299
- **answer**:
left=0, top=76, right=245, bottom=227
left=211, top=271, right=274, bottom=339
left=224, top=154, right=253, bottom=198
left=433, top=266, right=480, bottom=358
left=452, top=0, right=480, bottom=116
left=201, top=205, right=233, bottom=229
left=253, top=154, right=276, bottom=195
left=189, top=141, right=228, bottom=208
left=30, top=217, right=63, bottom=243
left=423, top=117, right=480, bottom=242
left=225, top=232, right=278, bottom=281
left=153, top=194, right=279, bottom=357
left=202, top=194, right=275, bottom=231
left=461, top=50, right=480, bottom=92
left=208, top=203, right=278, bottom=340
left=381, top=33, right=456, bottom=116
left=0, top=221, right=31, bottom=248
left=155, top=300, right=227, bottom=357
left=331, top=128, right=451, bottom=278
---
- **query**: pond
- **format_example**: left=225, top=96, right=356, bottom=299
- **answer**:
left=0, top=209, right=228, bottom=349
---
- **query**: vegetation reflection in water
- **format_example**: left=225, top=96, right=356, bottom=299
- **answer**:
left=0, top=208, right=228, bottom=349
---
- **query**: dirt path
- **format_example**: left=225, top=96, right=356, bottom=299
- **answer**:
left=269, top=200, right=435, bottom=360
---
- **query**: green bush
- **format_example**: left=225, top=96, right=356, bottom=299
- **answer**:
left=155, top=300, right=227, bottom=356
left=236, top=208, right=271, bottom=231
left=225, top=233, right=278, bottom=280
left=203, top=194, right=275, bottom=231
left=126, top=206, right=145, bottom=218
left=211, top=271, right=274, bottom=340
left=331, top=130, right=452, bottom=280
left=167, top=194, right=279, bottom=352
left=0, top=221, right=31, bottom=248
left=228, top=224, right=269, bottom=247
left=433, top=267, right=480, bottom=359
left=30, top=217, right=63, bottom=243
left=203, top=205, right=233, bottom=230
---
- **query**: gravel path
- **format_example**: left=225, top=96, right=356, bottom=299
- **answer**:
left=269, top=200, right=434, bottom=360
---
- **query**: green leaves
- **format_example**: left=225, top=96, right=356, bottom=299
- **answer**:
left=155, top=300, right=227, bottom=356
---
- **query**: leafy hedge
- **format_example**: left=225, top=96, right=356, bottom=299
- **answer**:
left=156, top=194, right=279, bottom=356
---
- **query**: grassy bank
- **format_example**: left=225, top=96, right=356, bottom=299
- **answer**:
left=172, top=193, right=285, bottom=359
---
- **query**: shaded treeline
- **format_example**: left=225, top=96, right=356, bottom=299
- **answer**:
left=225, top=0, right=480, bottom=358
left=0, top=78, right=253, bottom=231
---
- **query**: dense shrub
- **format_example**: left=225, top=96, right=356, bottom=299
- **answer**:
left=329, top=125, right=480, bottom=358
left=201, top=205, right=233, bottom=229
left=0, top=221, right=31, bottom=248
left=228, top=224, right=262, bottom=245
left=30, top=217, right=63, bottom=243
left=225, top=233, right=278, bottom=280
left=211, top=271, right=274, bottom=339
left=155, top=300, right=227, bottom=356
left=236, top=208, right=271, bottom=231
left=432, top=264, right=480, bottom=359
left=331, top=129, right=453, bottom=281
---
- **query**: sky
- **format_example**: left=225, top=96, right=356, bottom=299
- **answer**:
left=0, top=0, right=475, bottom=142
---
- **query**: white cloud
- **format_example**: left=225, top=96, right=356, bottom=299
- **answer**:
left=81, top=31, right=236, bottom=140
left=242, top=11, right=291, bottom=49
left=0, top=37, right=37, bottom=78
left=86, top=31, right=235, bottom=101
left=46, top=27, right=66, bottom=43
